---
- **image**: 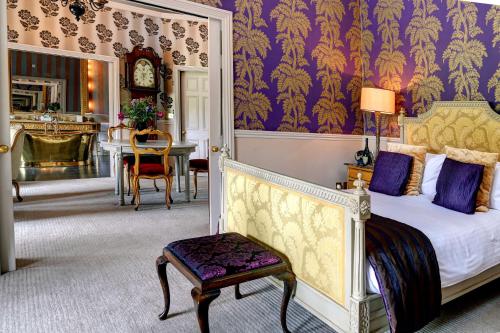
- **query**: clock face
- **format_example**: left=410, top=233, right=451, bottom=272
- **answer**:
left=133, top=58, right=155, bottom=88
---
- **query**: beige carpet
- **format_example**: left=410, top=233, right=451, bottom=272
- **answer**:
left=1, top=177, right=498, bottom=333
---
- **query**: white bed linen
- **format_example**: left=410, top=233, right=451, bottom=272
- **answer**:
left=366, top=191, right=500, bottom=294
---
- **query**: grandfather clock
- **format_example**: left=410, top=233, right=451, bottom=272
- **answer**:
left=125, top=46, right=162, bottom=100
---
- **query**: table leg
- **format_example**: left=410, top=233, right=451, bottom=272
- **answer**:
left=114, top=152, right=119, bottom=195
left=184, top=153, right=190, bottom=202
left=118, top=148, right=125, bottom=206
left=175, top=156, right=181, bottom=193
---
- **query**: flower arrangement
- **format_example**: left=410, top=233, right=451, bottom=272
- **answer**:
left=119, top=97, right=164, bottom=127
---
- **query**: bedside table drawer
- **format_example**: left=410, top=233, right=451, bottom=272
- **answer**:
left=346, top=164, right=373, bottom=189
left=348, top=168, right=373, bottom=182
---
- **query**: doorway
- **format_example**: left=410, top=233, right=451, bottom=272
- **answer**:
left=176, top=68, right=209, bottom=159
left=0, top=0, right=234, bottom=273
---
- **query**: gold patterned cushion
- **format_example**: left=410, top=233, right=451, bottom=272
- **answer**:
left=444, top=146, right=499, bottom=212
left=387, top=143, right=427, bottom=195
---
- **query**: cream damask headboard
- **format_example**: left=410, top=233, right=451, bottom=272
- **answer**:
left=400, top=101, right=500, bottom=160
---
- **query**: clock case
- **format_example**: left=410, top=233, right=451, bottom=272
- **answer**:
left=125, top=46, right=162, bottom=100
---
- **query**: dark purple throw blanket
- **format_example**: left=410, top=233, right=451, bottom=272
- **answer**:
left=366, top=214, right=441, bottom=333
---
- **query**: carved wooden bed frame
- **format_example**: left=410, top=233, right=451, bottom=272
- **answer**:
left=218, top=101, right=500, bottom=332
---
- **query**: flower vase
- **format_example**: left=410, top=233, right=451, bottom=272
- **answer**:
left=134, top=122, right=149, bottom=143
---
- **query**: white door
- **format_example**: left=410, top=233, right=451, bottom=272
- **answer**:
left=0, top=0, right=16, bottom=274
left=180, top=71, right=209, bottom=159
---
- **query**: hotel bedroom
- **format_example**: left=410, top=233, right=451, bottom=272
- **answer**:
left=0, top=0, right=499, bottom=333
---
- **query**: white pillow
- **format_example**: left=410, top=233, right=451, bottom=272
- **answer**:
left=421, top=153, right=447, bottom=198
left=490, top=162, right=500, bottom=210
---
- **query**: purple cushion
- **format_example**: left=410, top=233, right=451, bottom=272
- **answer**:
left=369, top=151, right=413, bottom=196
left=166, top=233, right=282, bottom=281
left=433, top=158, right=484, bottom=214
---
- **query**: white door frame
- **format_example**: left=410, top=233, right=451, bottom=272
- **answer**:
left=0, top=0, right=15, bottom=274
left=173, top=65, right=209, bottom=142
left=117, top=0, right=235, bottom=154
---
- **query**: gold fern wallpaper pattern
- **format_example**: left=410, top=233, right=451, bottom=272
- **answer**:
left=225, top=167, right=346, bottom=306
left=7, top=0, right=209, bottom=117
left=363, top=0, right=499, bottom=136
left=193, top=0, right=498, bottom=135
left=7, top=0, right=500, bottom=133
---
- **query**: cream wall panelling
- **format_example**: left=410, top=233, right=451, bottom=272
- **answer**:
left=234, top=131, right=402, bottom=189
left=234, top=131, right=365, bottom=189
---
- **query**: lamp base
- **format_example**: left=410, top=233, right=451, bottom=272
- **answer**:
left=375, top=111, right=381, bottom=159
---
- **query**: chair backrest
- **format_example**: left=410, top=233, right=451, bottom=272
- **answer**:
left=10, top=124, right=25, bottom=180
left=130, top=129, right=173, bottom=175
left=108, top=123, right=131, bottom=142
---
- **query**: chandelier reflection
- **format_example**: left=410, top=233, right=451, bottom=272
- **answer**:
left=61, top=0, right=108, bottom=21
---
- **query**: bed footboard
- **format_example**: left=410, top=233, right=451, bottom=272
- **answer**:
left=219, top=149, right=371, bottom=332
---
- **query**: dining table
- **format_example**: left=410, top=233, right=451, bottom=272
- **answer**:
left=101, top=139, right=197, bottom=206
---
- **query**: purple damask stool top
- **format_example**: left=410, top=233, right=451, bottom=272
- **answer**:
left=157, top=232, right=296, bottom=333
left=166, top=232, right=282, bottom=281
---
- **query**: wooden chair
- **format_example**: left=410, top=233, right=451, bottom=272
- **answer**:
left=130, top=129, right=174, bottom=211
left=189, top=158, right=208, bottom=199
left=108, top=124, right=160, bottom=195
left=10, top=124, right=25, bottom=202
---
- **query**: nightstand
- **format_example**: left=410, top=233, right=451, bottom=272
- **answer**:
left=345, top=164, right=373, bottom=189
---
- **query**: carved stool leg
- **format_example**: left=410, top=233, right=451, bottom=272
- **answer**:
left=156, top=256, right=171, bottom=320
left=235, top=284, right=242, bottom=300
left=191, top=288, right=220, bottom=333
left=12, top=180, right=22, bottom=202
left=275, top=271, right=296, bottom=333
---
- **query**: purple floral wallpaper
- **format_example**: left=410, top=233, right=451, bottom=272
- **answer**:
left=362, top=0, right=500, bottom=137
left=214, top=0, right=364, bottom=134
left=193, top=0, right=499, bottom=136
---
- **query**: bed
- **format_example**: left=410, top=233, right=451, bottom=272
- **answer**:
left=219, top=101, right=500, bottom=332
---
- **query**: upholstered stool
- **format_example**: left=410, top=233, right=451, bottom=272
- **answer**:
left=156, top=232, right=296, bottom=333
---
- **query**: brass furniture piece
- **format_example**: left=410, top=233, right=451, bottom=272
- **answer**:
left=10, top=113, right=99, bottom=167
left=10, top=124, right=25, bottom=201
left=346, top=163, right=373, bottom=189
left=130, top=129, right=174, bottom=211
left=189, top=158, right=208, bottom=199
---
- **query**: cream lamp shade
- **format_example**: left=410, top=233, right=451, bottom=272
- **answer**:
left=360, top=87, right=395, bottom=115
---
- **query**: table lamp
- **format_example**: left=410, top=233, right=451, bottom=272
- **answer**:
left=360, top=87, right=395, bottom=158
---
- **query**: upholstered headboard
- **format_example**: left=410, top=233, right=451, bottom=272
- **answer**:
left=400, top=101, right=500, bottom=160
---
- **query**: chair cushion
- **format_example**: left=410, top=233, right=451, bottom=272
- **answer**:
left=189, top=158, right=209, bottom=171
left=166, top=233, right=282, bottom=281
left=131, top=163, right=172, bottom=175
